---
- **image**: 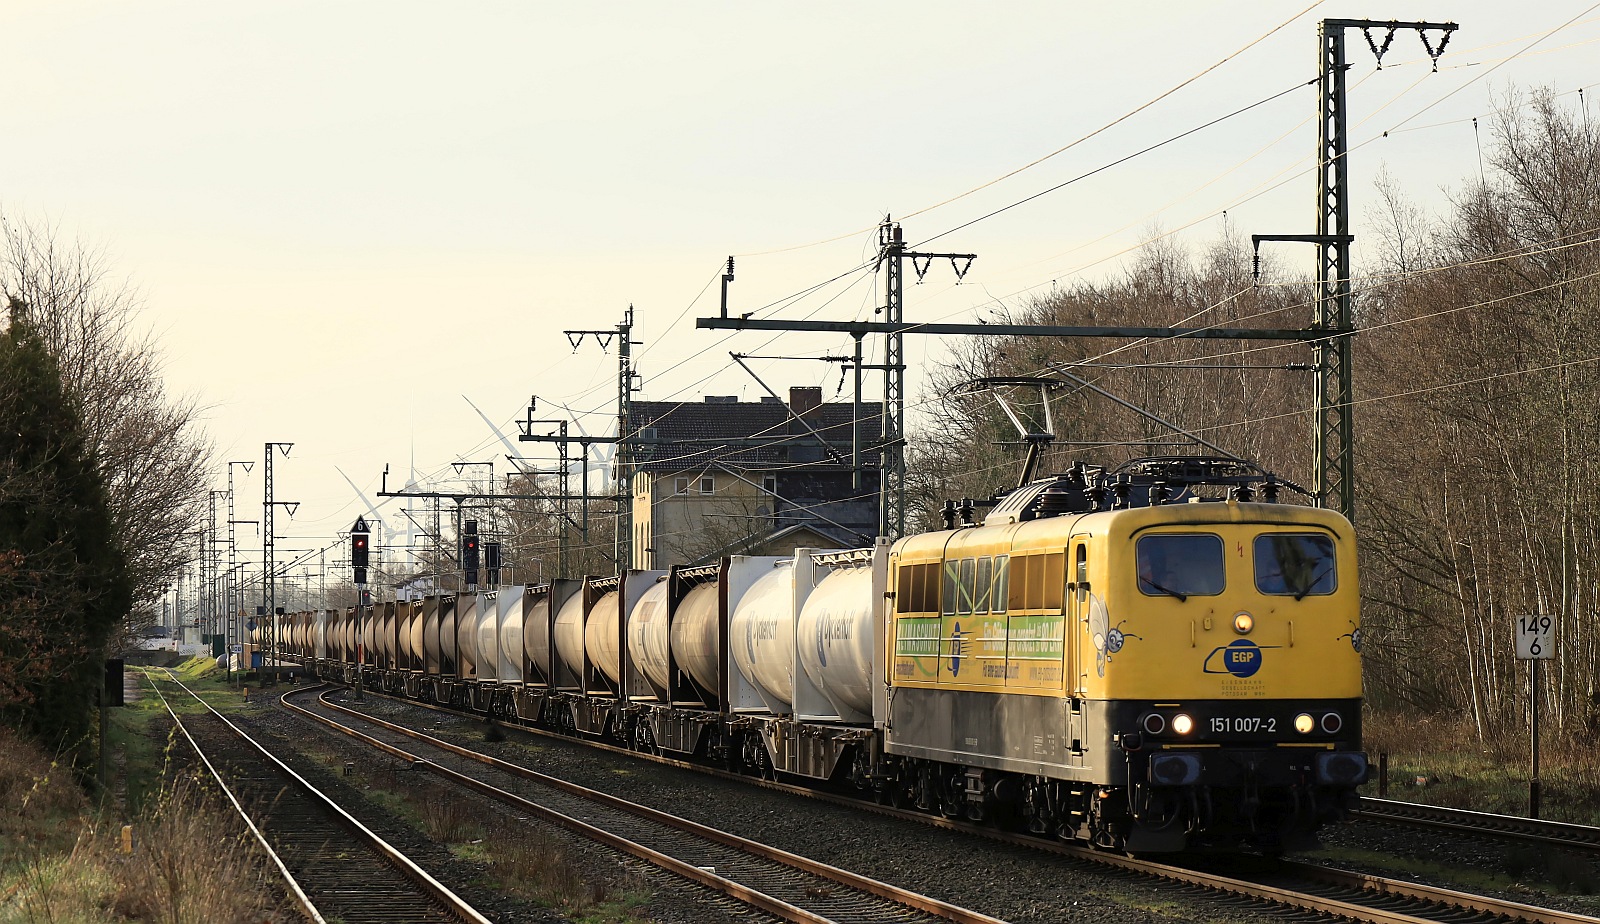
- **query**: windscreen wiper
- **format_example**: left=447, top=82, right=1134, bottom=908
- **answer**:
left=1140, top=578, right=1187, bottom=602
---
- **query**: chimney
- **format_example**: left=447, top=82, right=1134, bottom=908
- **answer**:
left=789, top=386, right=822, bottom=417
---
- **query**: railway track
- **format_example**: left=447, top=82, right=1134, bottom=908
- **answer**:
left=1357, top=796, right=1600, bottom=853
left=311, top=685, right=1600, bottom=924
left=279, top=685, right=1006, bottom=924
left=144, top=674, right=490, bottom=924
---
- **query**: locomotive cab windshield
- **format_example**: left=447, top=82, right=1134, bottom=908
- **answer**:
left=1255, top=533, right=1337, bottom=598
left=1135, top=534, right=1224, bottom=599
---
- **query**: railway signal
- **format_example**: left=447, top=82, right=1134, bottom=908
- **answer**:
left=484, top=541, right=501, bottom=586
left=351, top=516, right=370, bottom=586
left=463, top=519, right=480, bottom=588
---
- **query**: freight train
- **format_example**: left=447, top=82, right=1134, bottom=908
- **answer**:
left=271, top=456, right=1368, bottom=853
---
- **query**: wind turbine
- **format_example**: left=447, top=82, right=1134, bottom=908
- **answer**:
left=465, top=395, right=613, bottom=490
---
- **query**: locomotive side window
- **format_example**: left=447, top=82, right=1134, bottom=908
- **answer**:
left=1041, top=552, right=1065, bottom=609
left=1075, top=544, right=1088, bottom=608
left=957, top=558, right=976, bottom=615
left=1255, top=533, right=1337, bottom=597
left=1009, top=554, right=1033, bottom=611
left=992, top=555, right=1009, bottom=614
left=897, top=562, right=939, bottom=614
left=974, top=557, right=992, bottom=614
left=1136, top=534, right=1224, bottom=597
left=915, top=563, right=939, bottom=611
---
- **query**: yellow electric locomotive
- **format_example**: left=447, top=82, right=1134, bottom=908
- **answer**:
left=882, top=458, right=1366, bottom=852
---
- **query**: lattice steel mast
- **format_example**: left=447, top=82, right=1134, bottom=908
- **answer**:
left=1257, top=18, right=1455, bottom=521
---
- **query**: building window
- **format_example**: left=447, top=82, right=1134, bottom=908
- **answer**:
left=674, top=477, right=690, bottom=496
left=699, top=475, right=715, bottom=495
left=762, top=475, right=777, bottom=494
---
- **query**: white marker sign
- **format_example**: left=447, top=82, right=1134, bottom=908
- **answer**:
left=1515, top=614, right=1555, bottom=660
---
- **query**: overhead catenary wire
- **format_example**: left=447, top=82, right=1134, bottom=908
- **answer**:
left=541, top=7, right=1600, bottom=438
left=729, top=2, right=1324, bottom=259
left=278, top=10, right=1600, bottom=581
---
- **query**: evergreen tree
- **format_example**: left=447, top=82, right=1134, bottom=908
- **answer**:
left=0, top=301, right=130, bottom=769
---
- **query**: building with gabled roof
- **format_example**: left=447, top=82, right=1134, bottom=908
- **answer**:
left=629, top=386, right=882, bottom=568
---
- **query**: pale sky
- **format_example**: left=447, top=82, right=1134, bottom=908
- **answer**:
left=5, top=2, right=1597, bottom=585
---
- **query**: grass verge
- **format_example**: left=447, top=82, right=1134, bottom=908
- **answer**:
left=1364, top=709, right=1600, bottom=825
left=0, top=723, right=278, bottom=923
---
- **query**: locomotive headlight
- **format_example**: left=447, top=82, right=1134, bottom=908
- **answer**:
left=1321, top=712, right=1343, bottom=734
left=1294, top=713, right=1315, bottom=734
left=1233, top=612, right=1254, bottom=634
left=1171, top=713, right=1194, bottom=735
left=1142, top=713, right=1166, bottom=735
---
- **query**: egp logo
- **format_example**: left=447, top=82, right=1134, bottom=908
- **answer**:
left=1204, top=639, right=1270, bottom=677
left=949, top=622, right=966, bottom=676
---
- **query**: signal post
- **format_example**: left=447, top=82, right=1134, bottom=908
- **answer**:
left=352, top=516, right=370, bottom=702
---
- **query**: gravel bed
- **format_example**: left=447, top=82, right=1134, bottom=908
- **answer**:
left=161, top=677, right=1600, bottom=923
left=308, top=688, right=1320, bottom=923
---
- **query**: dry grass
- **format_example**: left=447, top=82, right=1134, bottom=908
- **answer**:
left=417, top=784, right=484, bottom=844
left=1365, top=708, right=1600, bottom=824
left=482, top=831, right=606, bottom=909
left=103, top=775, right=274, bottom=923
left=0, top=722, right=282, bottom=923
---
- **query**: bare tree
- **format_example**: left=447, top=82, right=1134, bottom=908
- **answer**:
left=0, top=213, right=211, bottom=632
left=913, top=225, right=1314, bottom=526
left=1357, top=87, right=1600, bottom=739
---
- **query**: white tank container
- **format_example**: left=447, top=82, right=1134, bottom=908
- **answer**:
left=553, top=591, right=586, bottom=678
left=729, top=562, right=796, bottom=708
left=796, top=566, right=875, bottom=716
left=477, top=593, right=498, bottom=681
left=497, top=589, right=526, bottom=682
left=423, top=598, right=440, bottom=672
left=627, top=577, right=672, bottom=690
left=380, top=605, right=394, bottom=663
left=525, top=595, right=552, bottom=678
left=460, top=596, right=483, bottom=678
left=585, top=590, right=622, bottom=685
left=404, top=603, right=422, bottom=668
left=439, top=599, right=457, bottom=667
left=314, top=611, right=329, bottom=660
left=670, top=582, right=720, bottom=694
